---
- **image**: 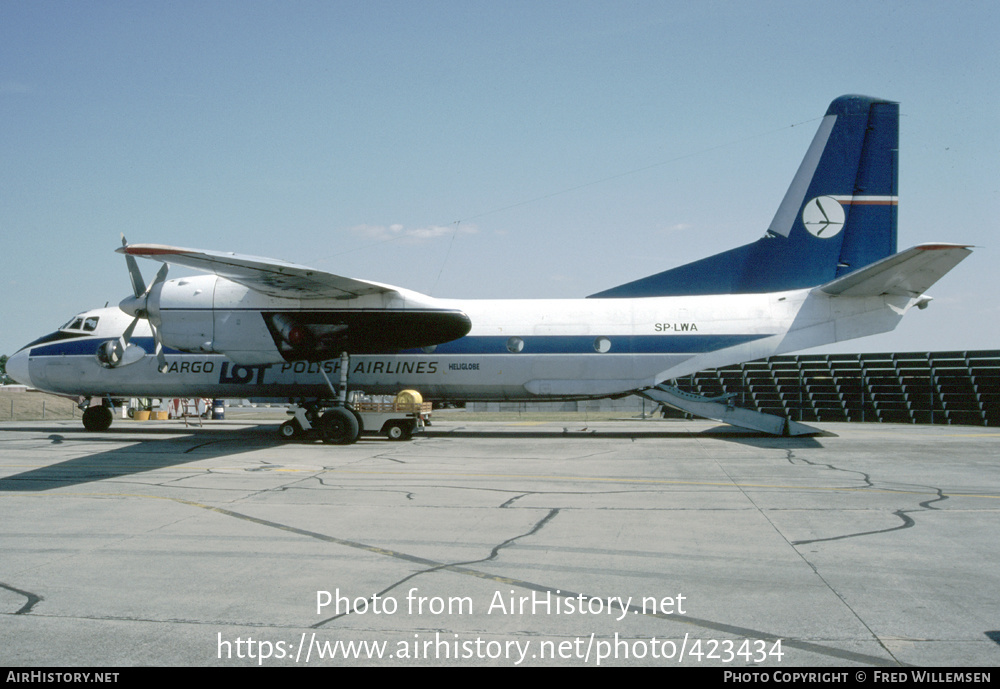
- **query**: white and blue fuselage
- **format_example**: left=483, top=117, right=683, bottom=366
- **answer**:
left=9, top=277, right=916, bottom=403
left=6, top=96, right=972, bottom=413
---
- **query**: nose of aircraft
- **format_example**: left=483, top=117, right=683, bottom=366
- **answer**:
left=5, top=349, right=31, bottom=387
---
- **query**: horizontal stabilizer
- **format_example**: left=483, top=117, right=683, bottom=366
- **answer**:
left=118, top=244, right=397, bottom=300
left=815, top=244, right=972, bottom=298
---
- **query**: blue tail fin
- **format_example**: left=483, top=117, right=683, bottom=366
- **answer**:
left=590, top=95, right=899, bottom=298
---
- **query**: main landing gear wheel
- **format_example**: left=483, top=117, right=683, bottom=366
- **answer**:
left=278, top=419, right=301, bottom=440
left=82, top=405, right=114, bottom=432
left=319, top=407, right=360, bottom=445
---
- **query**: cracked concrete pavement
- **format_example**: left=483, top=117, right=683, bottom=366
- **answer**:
left=1, top=418, right=999, bottom=666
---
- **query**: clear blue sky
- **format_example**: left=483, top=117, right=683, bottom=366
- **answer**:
left=3, top=1, right=998, bottom=358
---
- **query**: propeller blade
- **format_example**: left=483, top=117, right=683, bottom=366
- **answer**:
left=118, top=237, right=170, bottom=372
left=121, top=234, right=147, bottom=298
left=114, top=316, right=140, bottom=363
left=122, top=315, right=139, bottom=341
left=148, top=263, right=169, bottom=293
left=101, top=315, right=140, bottom=368
left=107, top=342, right=123, bottom=366
left=151, top=323, right=168, bottom=373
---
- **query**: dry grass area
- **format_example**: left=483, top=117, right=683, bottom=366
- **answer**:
left=0, top=388, right=79, bottom=421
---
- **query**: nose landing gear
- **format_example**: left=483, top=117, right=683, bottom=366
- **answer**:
left=81, top=402, right=114, bottom=432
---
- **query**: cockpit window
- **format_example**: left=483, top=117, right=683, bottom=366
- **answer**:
left=60, top=315, right=99, bottom=332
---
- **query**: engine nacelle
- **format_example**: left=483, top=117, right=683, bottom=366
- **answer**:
left=150, top=273, right=472, bottom=365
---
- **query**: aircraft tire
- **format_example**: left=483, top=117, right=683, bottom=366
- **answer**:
left=278, top=420, right=301, bottom=440
left=348, top=406, right=364, bottom=434
left=384, top=421, right=413, bottom=441
left=319, top=408, right=360, bottom=445
left=82, top=406, right=114, bottom=432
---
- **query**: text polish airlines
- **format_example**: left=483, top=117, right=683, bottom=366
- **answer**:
left=6, top=96, right=970, bottom=441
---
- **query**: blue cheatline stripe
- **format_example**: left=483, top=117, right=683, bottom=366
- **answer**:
left=29, top=333, right=769, bottom=358
left=27, top=337, right=182, bottom=357
left=403, top=334, right=769, bottom=355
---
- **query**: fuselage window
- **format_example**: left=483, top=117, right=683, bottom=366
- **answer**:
left=83, top=317, right=99, bottom=332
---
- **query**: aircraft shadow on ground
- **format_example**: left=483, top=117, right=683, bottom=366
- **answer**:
left=0, top=422, right=830, bottom=492
left=0, top=424, right=285, bottom=492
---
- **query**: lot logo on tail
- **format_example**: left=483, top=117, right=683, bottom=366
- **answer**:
left=802, top=196, right=845, bottom=238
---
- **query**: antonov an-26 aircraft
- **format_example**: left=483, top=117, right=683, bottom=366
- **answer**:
left=7, top=95, right=971, bottom=441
